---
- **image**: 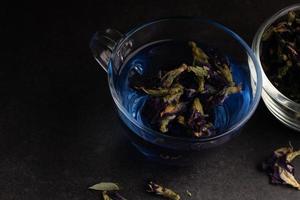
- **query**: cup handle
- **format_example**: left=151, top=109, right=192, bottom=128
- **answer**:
left=89, top=29, right=123, bottom=73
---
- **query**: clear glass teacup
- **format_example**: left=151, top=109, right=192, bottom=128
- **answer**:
left=90, top=18, right=262, bottom=164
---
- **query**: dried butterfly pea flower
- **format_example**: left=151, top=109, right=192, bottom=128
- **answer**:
left=137, top=84, right=184, bottom=101
left=147, top=181, right=181, bottom=200
left=162, top=64, right=188, bottom=88
left=217, top=64, right=235, bottom=86
left=286, top=149, right=300, bottom=162
left=192, top=97, right=205, bottom=115
left=160, top=115, right=176, bottom=133
left=224, top=85, right=242, bottom=96
left=262, top=22, right=291, bottom=42
left=88, top=182, right=127, bottom=200
left=262, top=146, right=300, bottom=190
left=132, top=41, right=240, bottom=138
left=177, top=115, right=185, bottom=125
left=273, top=22, right=289, bottom=33
left=187, top=98, right=214, bottom=137
left=193, top=122, right=214, bottom=138
left=160, top=102, right=186, bottom=117
left=193, top=120, right=214, bottom=137
left=188, top=66, right=209, bottom=92
left=288, top=11, right=296, bottom=26
left=189, top=41, right=209, bottom=64
left=163, top=92, right=183, bottom=104
left=197, top=77, right=205, bottom=93
left=89, top=182, right=120, bottom=191
left=262, top=26, right=275, bottom=41
left=163, top=84, right=184, bottom=103
left=188, top=66, right=209, bottom=77
left=208, top=85, right=242, bottom=106
left=261, top=11, right=300, bottom=102
left=274, top=146, right=292, bottom=157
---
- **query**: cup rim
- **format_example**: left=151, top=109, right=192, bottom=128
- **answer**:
left=252, top=3, right=300, bottom=111
left=109, top=17, right=263, bottom=142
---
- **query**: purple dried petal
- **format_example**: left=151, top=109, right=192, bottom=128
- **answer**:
left=187, top=98, right=215, bottom=137
left=270, top=166, right=284, bottom=184
left=262, top=146, right=300, bottom=190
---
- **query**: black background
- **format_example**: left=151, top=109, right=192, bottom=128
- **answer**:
left=1, top=1, right=300, bottom=199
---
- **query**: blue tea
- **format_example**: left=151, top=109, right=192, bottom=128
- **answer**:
left=115, top=40, right=252, bottom=137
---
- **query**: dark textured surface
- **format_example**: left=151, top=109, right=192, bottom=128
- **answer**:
left=2, top=1, right=300, bottom=199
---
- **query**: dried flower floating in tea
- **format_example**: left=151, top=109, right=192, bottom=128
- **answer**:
left=162, top=64, right=188, bottom=88
left=262, top=146, right=300, bottom=190
left=89, top=182, right=127, bottom=200
left=132, top=41, right=241, bottom=138
left=147, top=181, right=181, bottom=200
left=189, top=41, right=209, bottom=64
left=261, top=11, right=300, bottom=102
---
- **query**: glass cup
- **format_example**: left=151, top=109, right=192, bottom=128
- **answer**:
left=252, top=4, right=300, bottom=131
left=90, top=18, right=262, bottom=164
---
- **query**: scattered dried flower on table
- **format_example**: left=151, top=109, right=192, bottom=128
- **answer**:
left=89, top=182, right=120, bottom=191
left=147, top=181, right=181, bottom=200
left=262, top=145, right=300, bottom=190
left=88, top=182, right=127, bottom=200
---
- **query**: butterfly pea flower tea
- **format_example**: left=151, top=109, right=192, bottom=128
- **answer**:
left=91, top=18, right=262, bottom=161
left=128, top=41, right=244, bottom=138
